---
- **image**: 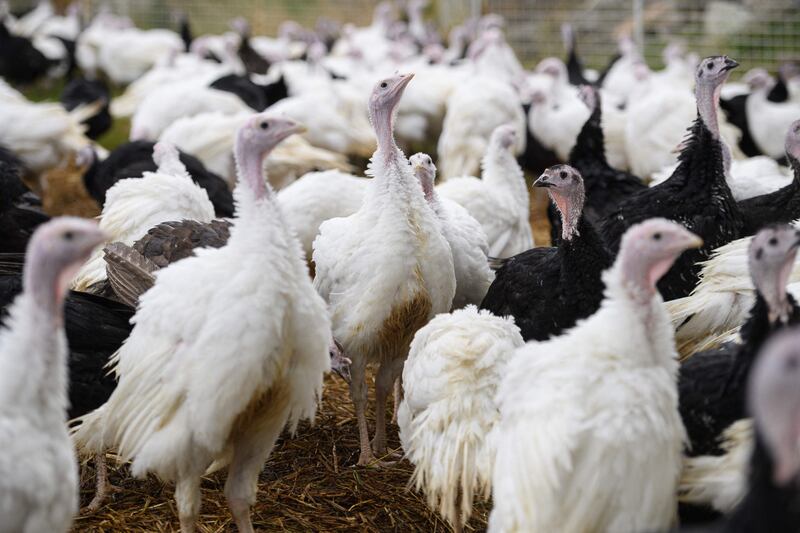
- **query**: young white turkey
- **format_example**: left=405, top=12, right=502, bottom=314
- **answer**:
left=436, top=76, right=526, bottom=180
left=0, top=93, right=97, bottom=177
left=71, top=114, right=332, bottom=532
left=397, top=306, right=523, bottom=532
left=312, top=72, right=456, bottom=466
left=438, top=124, right=533, bottom=258
left=129, top=84, right=251, bottom=142
left=410, top=153, right=493, bottom=308
left=277, top=170, right=368, bottom=260
left=70, top=142, right=215, bottom=292
left=489, top=219, right=701, bottom=533
left=159, top=111, right=352, bottom=190
left=0, top=217, right=106, bottom=533
left=746, top=70, right=800, bottom=159
left=96, top=27, right=185, bottom=85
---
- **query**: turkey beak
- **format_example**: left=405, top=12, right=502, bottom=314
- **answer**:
left=391, top=72, right=415, bottom=98
left=533, top=174, right=552, bottom=188
left=723, top=57, right=739, bottom=72
left=684, top=233, right=704, bottom=250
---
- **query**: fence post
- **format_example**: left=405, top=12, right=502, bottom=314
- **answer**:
left=632, top=0, right=644, bottom=52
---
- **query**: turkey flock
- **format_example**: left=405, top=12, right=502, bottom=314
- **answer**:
left=2, top=0, right=800, bottom=532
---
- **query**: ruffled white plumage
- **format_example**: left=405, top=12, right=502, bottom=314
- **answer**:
left=398, top=306, right=523, bottom=527
left=72, top=182, right=331, bottom=484
left=489, top=266, right=685, bottom=533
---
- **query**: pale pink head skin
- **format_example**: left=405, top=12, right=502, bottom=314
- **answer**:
left=24, top=218, right=107, bottom=322
left=490, top=124, right=517, bottom=153
left=694, top=56, right=739, bottom=140
left=466, top=28, right=503, bottom=61
left=372, top=1, right=395, bottom=28
left=748, top=328, right=800, bottom=486
left=75, top=146, right=95, bottom=169
left=785, top=120, right=800, bottom=164
left=617, top=219, right=703, bottom=304
left=779, top=61, right=800, bottom=83
left=368, top=73, right=414, bottom=159
left=410, top=152, right=437, bottom=204
left=578, top=84, right=598, bottom=113
left=743, top=67, right=773, bottom=90
left=534, top=165, right=585, bottom=242
left=662, top=41, right=686, bottom=65
left=748, top=225, right=800, bottom=324
left=229, top=17, right=250, bottom=38
left=535, top=57, right=568, bottom=82
left=234, top=114, right=305, bottom=200
left=478, top=13, right=505, bottom=33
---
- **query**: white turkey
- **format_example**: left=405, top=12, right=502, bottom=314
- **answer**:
left=438, top=124, right=533, bottom=258
left=489, top=219, right=700, bottom=533
left=70, top=142, right=215, bottom=292
left=312, top=72, right=455, bottom=466
left=129, top=84, right=251, bottom=142
left=71, top=114, right=331, bottom=532
left=277, top=170, right=367, bottom=259
left=96, top=27, right=185, bottom=85
left=397, top=306, right=523, bottom=532
left=436, top=76, right=526, bottom=180
left=0, top=93, right=97, bottom=177
left=746, top=70, right=800, bottom=159
left=410, top=152, right=493, bottom=308
left=0, top=217, right=106, bottom=533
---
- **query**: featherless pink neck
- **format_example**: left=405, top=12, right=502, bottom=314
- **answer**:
left=234, top=129, right=270, bottom=200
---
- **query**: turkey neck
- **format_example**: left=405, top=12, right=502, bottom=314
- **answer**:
left=233, top=129, right=272, bottom=204
left=697, top=76, right=733, bottom=173
left=0, top=293, right=67, bottom=423
left=369, top=99, right=421, bottom=204
left=482, top=143, right=527, bottom=203
left=551, top=187, right=584, bottom=242
left=559, top=216, right=611, bottom=295
left=371, top=102, right=400, bottom=165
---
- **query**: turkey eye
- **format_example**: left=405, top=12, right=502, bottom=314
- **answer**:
left=380, top=82, right=388, bottom=88
left=260, top=121, right=269, bottom=130
left=63, top=231, right=74, bottom=241
left=559, top=171, right=568, bottom=179
left=707, top=62, right=714, bottom=70
left=769, top=237, right=778, bottom=246
left=786, top=358, right=799, bottom=371
left=653, top=232, right=662, bottom=241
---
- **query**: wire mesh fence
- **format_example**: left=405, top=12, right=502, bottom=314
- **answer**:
left=9, top=0, right=800, bottom=72
left=487, top=0, right=800, bottom=72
